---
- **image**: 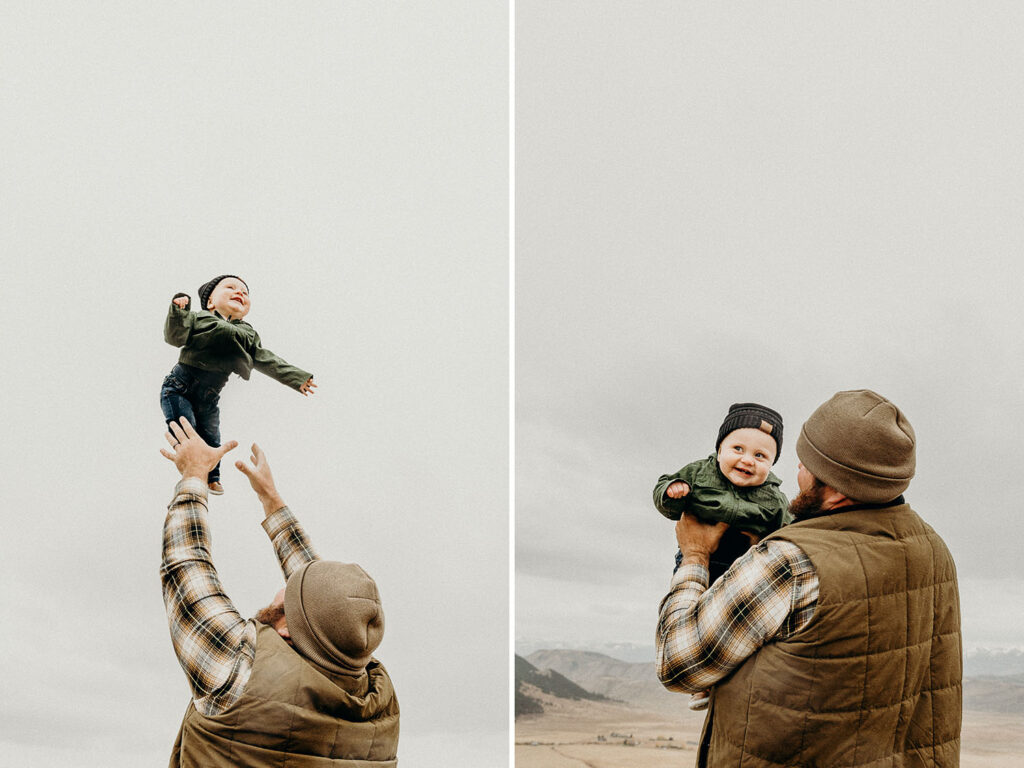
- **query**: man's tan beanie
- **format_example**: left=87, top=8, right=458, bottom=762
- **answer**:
left=795, top=389, right=916, bottom=503
left=284, top=560, right=384, bottom=676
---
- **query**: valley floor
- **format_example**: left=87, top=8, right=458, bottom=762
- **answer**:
left=515, top=698, right=1024, bottom=767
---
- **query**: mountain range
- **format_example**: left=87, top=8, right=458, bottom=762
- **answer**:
left=516, top=648, right=1024, bottom=717
left=514, top=654, right=610, bottom=717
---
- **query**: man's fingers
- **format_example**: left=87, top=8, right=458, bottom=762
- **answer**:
left=168, top=420, right=186, bottom=441
left=164, top=430, right=178, bottom=447
left=677, top=514, right=730, bottom=557
left=235, top=459, right=252, bottom=475
left=177, top=417, right=199, bottom=438
left=216, top=440, right=239, bottom=459
left=159, top=448, right=175, bottom=461
left=251, top=443, right=267, bottom=465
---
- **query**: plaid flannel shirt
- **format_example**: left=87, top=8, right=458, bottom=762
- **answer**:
left=160, top=477, right=318, bottom=716
left=656, top=538, right=819, bottom=693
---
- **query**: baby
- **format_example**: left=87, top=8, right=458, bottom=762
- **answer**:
left=160, top=274, right=316, bottom=494
left=653, top=402, right=790, bottom=710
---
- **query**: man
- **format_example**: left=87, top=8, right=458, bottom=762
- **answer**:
left=159, top=417, right=399, bottom=767
left=657, top=390, right=961, bottom=767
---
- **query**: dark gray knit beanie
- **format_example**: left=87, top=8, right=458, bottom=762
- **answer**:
left=796, top=389, right=915, bottom=503
left=284, top=560, right=384, bottom=676
left=716, top=402, right=784, bottom=464
left=198, top=274, right=247, bottom=312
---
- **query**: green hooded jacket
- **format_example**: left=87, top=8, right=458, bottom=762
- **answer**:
left=653, top=454, right=791, bottom=538
left=164, top=298, right=312, bottom=391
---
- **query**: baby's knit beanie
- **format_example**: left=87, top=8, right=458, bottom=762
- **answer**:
left=716, top=403, right=784, bottom=464
left=796, top=389, right=915, bottom=503
left=198, top=274, right=247, bottom=312
left=284, top=560, right=385, bottom=676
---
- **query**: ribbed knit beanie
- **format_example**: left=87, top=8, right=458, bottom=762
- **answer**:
left=716, top=403, right=784, bottom=464
left=198, top=274, right=247, bottom=312
left=796, top=389, right=915, bottom=503
left=284, top=561, right=385, bottom=676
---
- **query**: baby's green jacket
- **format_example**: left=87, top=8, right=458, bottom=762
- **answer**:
left=653, top=454, right=791, bottom=538
left=164, top=300, right=312, bottom=391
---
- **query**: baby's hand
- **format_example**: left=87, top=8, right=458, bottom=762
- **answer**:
left=299, top=377, right=317, bottom=396
left=173, top=296, right=189, bottom=309
left=665, top=481, right=690, bottom=499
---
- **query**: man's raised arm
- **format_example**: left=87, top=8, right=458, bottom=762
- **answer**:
left=159, top=418, right=253, bottom=712
left=236, top=444, right=319, bottom=578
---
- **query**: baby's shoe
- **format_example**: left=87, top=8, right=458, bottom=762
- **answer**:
left=208, top=481, right=225, bottom=495
left=688, top=691, right=709, bottom=711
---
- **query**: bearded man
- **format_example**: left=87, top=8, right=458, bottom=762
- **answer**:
left=657, top=389, right=961, bottom=767
left=159, top=417, right=399, bottom=767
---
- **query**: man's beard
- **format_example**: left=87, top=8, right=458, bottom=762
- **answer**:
left=789, top=479, right=830, bottom=520
left=255, top=602, right=285, bottom=627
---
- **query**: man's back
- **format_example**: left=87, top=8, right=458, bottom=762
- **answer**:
left=706, top=501, right=961, bottom=767
left=171, top=626, right=399, bottom=768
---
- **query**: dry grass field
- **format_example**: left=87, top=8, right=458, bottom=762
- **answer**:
left=515, top=692, right=1024, bottom=767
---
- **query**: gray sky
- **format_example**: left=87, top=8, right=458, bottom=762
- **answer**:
left=0, top=3, right=507, bottom=766
left=516, top=2, right=1024, bottom=656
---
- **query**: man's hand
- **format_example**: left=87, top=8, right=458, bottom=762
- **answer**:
left=299, top=377, right=317, bottom=396
left=173, top=296, right=189, bottom=308
left=665, top=481, right=690, bottom=499
left=160, top=417, right=238, bottom=483
left=235, top=443, right=286, bottom=517
left=675, top=512, right=729, bottom=568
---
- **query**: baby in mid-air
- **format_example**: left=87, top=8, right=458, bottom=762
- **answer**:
left=160, top=274, right=316, bottom=494
left=653, top=402, right=790, bottom=710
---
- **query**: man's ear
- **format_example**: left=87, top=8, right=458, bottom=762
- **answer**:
left=822, top=485, right=854, bottom=510
left=277, top=623, right=290, bottom=640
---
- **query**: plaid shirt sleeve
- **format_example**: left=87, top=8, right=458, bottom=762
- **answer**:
left=160, top=478, right=318, bottom=716
left=656, top=538, right=819, bottom=693
left=261, top=501, right=319, bottom=580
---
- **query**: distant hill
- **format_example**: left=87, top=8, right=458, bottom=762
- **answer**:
left=526, top=649, right=680, bottom=711
left=515, top=654, right=610, bottom=717
left=515, top=640, right=655, bottom=663
left=526, top=648, right=1024, bottom=716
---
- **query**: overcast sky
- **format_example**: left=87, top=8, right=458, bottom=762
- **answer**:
left=0, top=3, right=507, bottom=767
left=7, top=2, right=1024, bottom=764
left=516, top=2, right=1024, bottom=657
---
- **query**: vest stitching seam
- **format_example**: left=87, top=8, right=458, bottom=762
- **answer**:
left=896, top=533, right=914, bottom=758
left=814, top=577, right=958, bottom=605
left=852, top=540, right=872, bottom=766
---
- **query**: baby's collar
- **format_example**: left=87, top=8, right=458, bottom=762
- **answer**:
left=211, top=309, right=243, bottom=323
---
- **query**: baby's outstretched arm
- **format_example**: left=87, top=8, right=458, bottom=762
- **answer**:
left=250, top=333, right=315, bottom=394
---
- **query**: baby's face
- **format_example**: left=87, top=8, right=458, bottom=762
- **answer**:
left=207, top=278, right=250, bottom=320
left=717, top=427, right=777, bottom=488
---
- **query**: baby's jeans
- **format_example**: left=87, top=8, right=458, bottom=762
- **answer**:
left=160, top=363, right=230, bottom=484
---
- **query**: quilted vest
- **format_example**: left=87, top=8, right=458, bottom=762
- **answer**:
left=170, top=625, right=400, bottom=767
left=700, top=501, right=961, bottom=767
